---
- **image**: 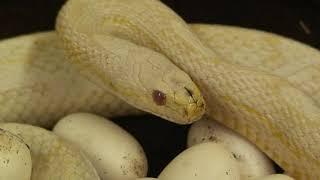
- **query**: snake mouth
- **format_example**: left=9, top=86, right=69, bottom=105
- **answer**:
left=183, top=87, right=206, bottom=123
left=184, top=99, right=205, bottom=123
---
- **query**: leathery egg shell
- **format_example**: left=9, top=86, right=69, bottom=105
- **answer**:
left=188, top=118, right=275, bottom=179
left=158, top=142, right=240, bottom=180
left=0, top=128, right=32, bottom=180
left=53, top=113, right=148, bottom=180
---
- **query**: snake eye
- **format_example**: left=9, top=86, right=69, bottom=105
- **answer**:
left=152, top=90, right=166, bottom=106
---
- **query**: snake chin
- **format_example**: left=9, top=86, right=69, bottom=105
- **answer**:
left=172, top=85, right=206, bottom=124
left=183, top=99, right=206, bottom=123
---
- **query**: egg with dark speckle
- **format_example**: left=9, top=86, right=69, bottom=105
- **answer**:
left=0, top=128, right=32, bottom=180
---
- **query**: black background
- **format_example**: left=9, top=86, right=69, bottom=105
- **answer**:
left=1, top=0, right=319, bottom=177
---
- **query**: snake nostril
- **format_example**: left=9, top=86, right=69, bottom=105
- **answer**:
left=152, top=90, right=166, bottom=106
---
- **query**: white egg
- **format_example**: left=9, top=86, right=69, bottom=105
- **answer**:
left=158, top=142, right=240, bottom=180
left=188, top=118, right=275, bottom=179
left=53, top=113, right=148, bottom=180
left=0, top=128, right=32, bottom=180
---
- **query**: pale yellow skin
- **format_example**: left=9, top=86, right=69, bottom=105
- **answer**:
left=53, top=113, right=148, bottom=180
left=0, top=123, right=100, bottom=180
left=0, top=129, right=32, bottom=180
left=0, top=32, right=142, bottom=128
left=0, top=29, right=319, bottom=179
left=188, top=117, right=275, bottom=179
left=56, top=0, right=205, bottom=124
left=55, top=0, right=320, bottom=179
left=0, top=1, right=320, bottom=179
left=2, top=26, right=319, bottom=128
left=158, top=142, right=240, bottom=180
left=191, top=24, right=320, bottom=105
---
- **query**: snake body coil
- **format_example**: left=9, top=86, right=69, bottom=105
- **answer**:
left=56, top=0, right=320, bottom=179
left=0, top=0, right=319, bottom=179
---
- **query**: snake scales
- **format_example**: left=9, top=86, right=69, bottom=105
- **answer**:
left=0, top=0, right=320, bottom=179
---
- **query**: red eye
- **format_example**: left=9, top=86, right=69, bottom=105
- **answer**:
left=152, top=90, right=166, bottom=106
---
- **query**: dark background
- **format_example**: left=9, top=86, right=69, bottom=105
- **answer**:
left=1, top=0, right=320, bottom=48
left=1, top=0, right=320, bottom=177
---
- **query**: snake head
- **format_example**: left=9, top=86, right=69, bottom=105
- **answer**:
left=114, top=49, right=206, bottom=125
left=148, top=76, right=205, bottom=124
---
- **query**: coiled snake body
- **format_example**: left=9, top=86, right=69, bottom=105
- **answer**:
left=0, top=0, right=320, bottom=179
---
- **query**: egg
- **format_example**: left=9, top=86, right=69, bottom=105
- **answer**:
left=53, top=113, right=148, bottom=180
left=0, top=128, right=32, bottom=180
left=158, top=142, right=240, bottom=180
left=188, top=118, right=275, bottom=179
